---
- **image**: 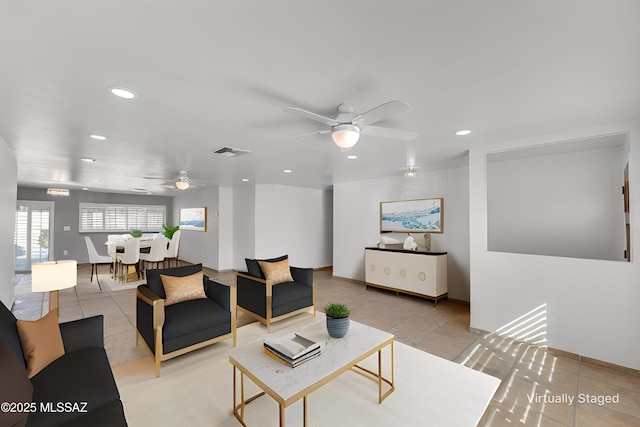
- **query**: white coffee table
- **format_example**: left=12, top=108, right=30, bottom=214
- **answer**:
left=228, top=320, right=395, bottom=427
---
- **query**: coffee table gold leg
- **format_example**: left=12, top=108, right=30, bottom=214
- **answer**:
left=240, top=372, right=245, bottom=419
left=391, top=340, right=395, bottom=390
left=378, top=348, right=383, bottom=402
left=279, top=403, right=285, bottom=427
left=233, top=367, right=237, bottom=414
left=376, top=340, right=395, bottom=403
left=303, top=395, right=307, bottom=427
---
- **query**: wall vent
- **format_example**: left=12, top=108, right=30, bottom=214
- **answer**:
left=211, top=146, right=250, bottom=157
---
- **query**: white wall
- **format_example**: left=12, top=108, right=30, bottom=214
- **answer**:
left=254, top=184, right=333, bottom=269
left=173, top=187, right=221, bottom=269
left=470, top=123, right=640, bottom=370
left=333, top=166, right=471, bottom=301
left=0, top=138, right=17, bottom=307
left=232, top=186, right=256, bottom=271
left=488, top=145, right=625, bottom=260
left=218, top=187, right=234, bottom=270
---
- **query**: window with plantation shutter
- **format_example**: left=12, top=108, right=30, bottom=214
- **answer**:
left=79, top=203, right=166, bottom=232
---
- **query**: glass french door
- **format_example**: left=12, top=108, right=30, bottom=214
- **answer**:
left=15, top=201, right=55, bottom=271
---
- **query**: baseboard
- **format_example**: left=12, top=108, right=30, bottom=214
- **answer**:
left=331, top=274, right=367, bottom=286
left=548, top=347, right=640, bottom=376
left=468, top=329, right=639, bottom=375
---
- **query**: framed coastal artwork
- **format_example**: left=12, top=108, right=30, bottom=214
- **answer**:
left=380, top=198, right=443, bottom=233
left=179, top=207, right=207, bottom=232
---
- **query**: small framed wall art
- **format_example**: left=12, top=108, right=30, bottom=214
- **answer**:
left=179, top=207, right=207, bottom=232
left=380, top=198, right=443, bottom=233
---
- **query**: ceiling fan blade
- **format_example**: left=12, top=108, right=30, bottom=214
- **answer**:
left=280, top=129, right=330, bottom=141
left=352, top=100, right=410, bottom=126
left=361, top=125, right=418, bottom=141
left=283, top=107, right=340, bottom=126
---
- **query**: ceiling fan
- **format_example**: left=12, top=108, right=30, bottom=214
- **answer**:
left=282, top=100, right=418, bottom=148
left=174, top=170, right=192, bottom=190
left=144, top=171, right=205, bottom=190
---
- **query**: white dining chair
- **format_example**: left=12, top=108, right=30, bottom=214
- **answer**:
left=116, top=238, right=141, bottom=283
left=84, top=236, right=113, bottom=290
left=164, top=229, right=182, bottom=268
left=139, top=235, right=169, bottom=277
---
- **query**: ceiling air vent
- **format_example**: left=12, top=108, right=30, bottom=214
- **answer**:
left=211, top=146, right=250, bottom=157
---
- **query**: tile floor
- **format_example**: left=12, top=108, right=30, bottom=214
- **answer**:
left=11, top=265, right=640, bottom=426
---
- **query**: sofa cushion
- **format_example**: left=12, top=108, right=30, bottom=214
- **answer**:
left=28, top=347, right=121, bottom=427
left=245, top=255, right=288, bottom=279
left=0, top=301, right=26, bottom=367
left=0, top=343, right=33, bottom=427
left=258, top=259, right=294, bottom=285
left=146, top=263, right=203, bottom=299
left=161, top=271, right=206, bottom=306
left=272, top=281, right=313, bottom=313
left=163, top=298, right=230, bottom=342
left=16, top=309, right=65, bottom=378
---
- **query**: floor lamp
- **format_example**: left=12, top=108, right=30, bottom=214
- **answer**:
left=31, top=260, right=77, bottom=317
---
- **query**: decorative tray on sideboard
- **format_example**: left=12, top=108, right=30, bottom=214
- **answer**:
left=364, top=247, right=447, bottom=256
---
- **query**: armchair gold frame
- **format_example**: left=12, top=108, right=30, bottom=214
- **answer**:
left=236, top=272, right=315, bottom=332
left=136, top=285, right=237, bottom=377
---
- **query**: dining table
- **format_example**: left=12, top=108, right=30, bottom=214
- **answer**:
left=105, top=234, right=157, bottom=282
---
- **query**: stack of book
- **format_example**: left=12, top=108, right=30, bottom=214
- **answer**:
left=263, top=332, right=321, bottom=368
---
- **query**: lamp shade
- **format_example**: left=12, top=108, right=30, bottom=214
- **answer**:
left=331, top=124, right=360, bottom=148
left=32, top=260, right=77, bottom=292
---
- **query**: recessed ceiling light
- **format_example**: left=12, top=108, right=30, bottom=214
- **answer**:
left=242, top=178, right=250, bottom=182
left=454, top=130, right=471, bottom=136
left=80, top=157, right=96, bottom=163
left=284, top=169, right=292, bottom=173
left=108, top=86, right=137, bottom=99
left=89, top=134, right=106, bottom=141
left=82, top=187, right=89, bottom=191
left=347, top=155, right=358, bottom=160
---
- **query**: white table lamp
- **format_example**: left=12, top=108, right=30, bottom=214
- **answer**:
left=32, top=260, right=77, bottom=315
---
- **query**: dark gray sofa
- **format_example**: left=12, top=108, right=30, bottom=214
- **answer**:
left=0, top=302, right=127, bottom=427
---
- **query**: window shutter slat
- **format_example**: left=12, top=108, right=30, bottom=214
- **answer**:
left=79, top=203, right=166, bottom=233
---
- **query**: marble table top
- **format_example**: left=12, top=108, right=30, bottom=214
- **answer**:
left=228, top=320, right=394, bottom=405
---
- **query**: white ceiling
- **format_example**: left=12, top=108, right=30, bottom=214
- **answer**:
left=1, top=1, right=639, bottom=195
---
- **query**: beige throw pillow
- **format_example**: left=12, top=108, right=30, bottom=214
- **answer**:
left=17, top=308, right=65, bottom=378
left=258, top=259, right=294, bottom=285
left=160, top=271, right=206, bottom=305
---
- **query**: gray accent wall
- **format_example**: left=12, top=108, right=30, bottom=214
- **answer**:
left=16, top=187, right=173, bottom=265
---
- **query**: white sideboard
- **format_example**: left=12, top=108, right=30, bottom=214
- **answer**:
left=364, top=248, right=448, bottom=306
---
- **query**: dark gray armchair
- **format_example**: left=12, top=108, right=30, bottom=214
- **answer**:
left=236, top=256, right=315, bottom=332
left=136, top=263, right=236, bottom=377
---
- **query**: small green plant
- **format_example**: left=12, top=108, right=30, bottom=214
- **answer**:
left=131, top=229, right=143, bottom=238
left=324, top=303, right=350, bottom=319
left=162, top=224, right=180, bottom=239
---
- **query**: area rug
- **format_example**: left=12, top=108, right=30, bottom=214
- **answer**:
left=98, top=272, right=145, bottom=292
left=113, top=314, right=500, bottom=426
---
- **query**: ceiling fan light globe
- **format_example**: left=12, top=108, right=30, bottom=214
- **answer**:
left=175, top=181, right=190, bottom=190
left=332, top=125, right=360, bottom=148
